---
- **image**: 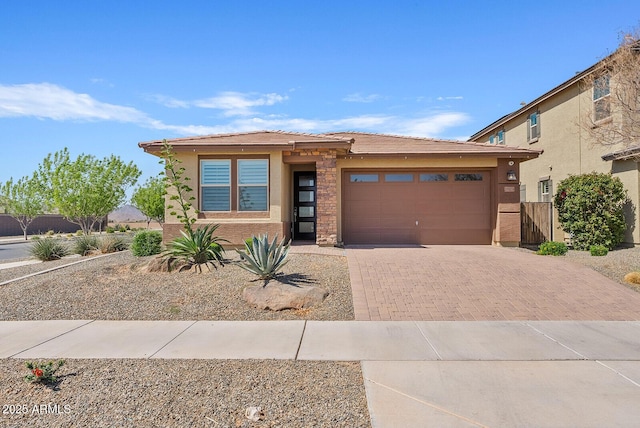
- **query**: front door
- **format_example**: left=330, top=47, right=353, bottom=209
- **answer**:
left=293, top=172, right=317, bottom=240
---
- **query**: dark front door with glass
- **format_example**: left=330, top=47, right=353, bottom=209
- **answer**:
left=293, top=172, right=316, bottom=240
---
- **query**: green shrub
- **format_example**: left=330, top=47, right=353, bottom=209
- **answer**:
left=75, top=230, right=83, bottom=236
left=236, top=234, right=290, bottom=280
left=537, top=241, right=568, bottom=256
left=73, top=235, right=99, bottom=256
left=245, top=237, right=254, bottom=250
left=589, top=244, right=609, bottom=256
left=30, top=238, right=68, bottom=261
left=554, top=172, right=627, bottom=250
left=106, top=226, right=115, bottom=233
left=131, top=230, right=163, bottom=257
left=163, top=224, right=227, bottom=273
left=100, top=236, right=129, bottom=253
left=46, top=230, right=55, bottom=236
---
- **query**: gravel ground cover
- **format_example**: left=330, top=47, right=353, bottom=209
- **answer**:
left=0, top=251, right=354, bottom=321
left=0, top=250, right=368, bottom=427
left=0, top=359, right=370, bottom=428
left=514, top=246, right=640, bottom=290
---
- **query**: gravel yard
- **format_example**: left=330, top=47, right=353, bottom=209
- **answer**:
left=513, top=246, right=640, bottom=290
left=0, top=251, right=354, bottom=321
left=0, top=359, right=369, bottom=428
left=0, top=250, right=368, bottom=427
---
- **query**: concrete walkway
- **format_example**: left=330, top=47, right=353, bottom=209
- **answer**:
left=2, top=319, right=640, bottom=427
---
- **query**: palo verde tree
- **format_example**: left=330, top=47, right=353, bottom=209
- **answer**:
left=0, top=173, right=47, bottom=240
left=131, top=176, right=165, bottom=229
left=554, top=172, right=628, bottom=250
left=37, top=148, right=141, bottom=234
left=581, top=30, right=640, bottom=148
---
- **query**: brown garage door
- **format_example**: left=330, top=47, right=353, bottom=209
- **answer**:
left=342, top=171, right=492, bottom=245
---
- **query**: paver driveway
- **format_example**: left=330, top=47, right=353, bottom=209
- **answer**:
left=346, top=245, right=640, bottom=321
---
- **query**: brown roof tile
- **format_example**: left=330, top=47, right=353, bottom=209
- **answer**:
left=323, top=131, right=541, bottom=158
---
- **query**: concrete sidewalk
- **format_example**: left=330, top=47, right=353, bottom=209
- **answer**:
left=3, top=320, right=640, bottom=427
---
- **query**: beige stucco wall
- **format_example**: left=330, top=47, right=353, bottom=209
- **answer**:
left=473, top=80, right=640, bottom=244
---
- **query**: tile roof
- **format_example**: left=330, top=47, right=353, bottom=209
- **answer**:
left=139, top=130, right=352, bottom=149
left=323, top=132, right=541, bottom=157
left=139, top=130, right=541, bottom=158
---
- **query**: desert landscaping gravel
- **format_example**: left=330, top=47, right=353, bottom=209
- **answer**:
left=0, top=251, right=354, bottom=321
left=0, top=359, right=370, bottom=427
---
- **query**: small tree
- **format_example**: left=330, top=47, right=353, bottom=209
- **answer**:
left=0, top=174, right=47, bottom=240
left=554, top=172, right=627, bottom=250
left=131, top=176, right=165, bottom=229
left=160, top=141, right=197, bottom=234
left=581, top=31, right=640, bottom=148
left=159, top=141, right=227, bottom=272
left=37, top=148, right=141, bottom=234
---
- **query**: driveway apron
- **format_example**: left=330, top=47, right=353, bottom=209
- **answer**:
left=346, top=245, right=640, bottom=321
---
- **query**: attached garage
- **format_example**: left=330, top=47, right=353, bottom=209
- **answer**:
left=343, top=170, right=492, bottom=245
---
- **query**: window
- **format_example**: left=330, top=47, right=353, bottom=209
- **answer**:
left=350, top=173, right=379, bottom=182
left=520, top=184, right=527, bottom=202
left=385, top=173, right=413, bottom=182
left=238, top=160, right=268, bottom=211
left=455, top=173, right=483, bottom=181
left=489, top=135, right=495, bottom=144
left=201, top=160, right=231, bottom=211
left=200, top=158, right=268, bottom=212
left=497, top=130, right=505, bottom=145
left=420, top=173, right=448, bottom=182
left=527, top=112, right=540, bottom=142
left=539, top=179, right=552, bottom=203
left=593, top=75, right=611, bottom=122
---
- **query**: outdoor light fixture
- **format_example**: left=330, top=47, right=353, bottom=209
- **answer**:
left=507, top=170, right=517, bottom=181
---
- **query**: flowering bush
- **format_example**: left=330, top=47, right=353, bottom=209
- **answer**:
left=24, top=360, right=65, bottom=384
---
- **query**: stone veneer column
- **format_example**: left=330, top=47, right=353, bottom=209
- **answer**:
left=315, top=150, right=338, bottom=246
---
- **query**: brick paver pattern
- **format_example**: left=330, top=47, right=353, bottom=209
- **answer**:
left=347, top=246, right=640, bottom=321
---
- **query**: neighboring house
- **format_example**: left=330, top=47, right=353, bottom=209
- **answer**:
left=139, top=131, right=540, bottom=247
left=469, top=52, right=640, bottom=245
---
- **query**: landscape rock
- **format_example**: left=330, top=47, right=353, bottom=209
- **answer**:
left=243, top=282, right=329, bottom=311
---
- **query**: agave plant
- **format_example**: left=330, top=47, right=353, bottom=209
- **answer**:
left=163, top=224, right=228, bottom=273
left=236, top=234, right=290, bottom=281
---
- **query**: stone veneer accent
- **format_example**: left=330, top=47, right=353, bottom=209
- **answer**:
left=315, top=150, right=338, bottom=246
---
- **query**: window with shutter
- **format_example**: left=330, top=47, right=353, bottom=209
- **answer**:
left=238, top=160, right=268, bottom=211
left=201, top=160, right=231, bottom=211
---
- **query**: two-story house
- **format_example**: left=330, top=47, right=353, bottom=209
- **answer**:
left=469, top=43, right=640, bottom=246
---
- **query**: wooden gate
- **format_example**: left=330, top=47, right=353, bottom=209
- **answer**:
left=521, top=202, right=552, bottom=244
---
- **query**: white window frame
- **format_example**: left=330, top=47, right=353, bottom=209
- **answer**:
left=200, top=159, right=232, bottom=212
left=593, top=75, right=611, bottom=122
left=528, top=112, right=540, bottom=142
left=497, top=130, right=505, bottom=145
left=237, top=159, right=269, bottom=212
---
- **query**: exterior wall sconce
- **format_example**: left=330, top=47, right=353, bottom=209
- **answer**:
left=507, top=170, right=517, bottom=181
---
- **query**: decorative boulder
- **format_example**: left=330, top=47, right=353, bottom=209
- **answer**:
left=243, top=283, right=329, bottom=311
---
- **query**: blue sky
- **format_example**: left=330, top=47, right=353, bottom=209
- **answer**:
left=1, top=1, right=639, bottom=189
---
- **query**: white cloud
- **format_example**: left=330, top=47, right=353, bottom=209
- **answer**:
left=0, top=83, right=147, bottom=122
left=343, top=93, right=382, bottom=103
left=147, top=91, right=289, bottom=116
left=193, top=91, right=288, bottom=116
left=0, top=83, right=469, bottom=139
left=147, top=94, right=189, bottom=109
left=436, top=96, right=464, bottom=101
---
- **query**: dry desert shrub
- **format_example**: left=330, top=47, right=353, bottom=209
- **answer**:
left=623, top=272, right=640, bottom=285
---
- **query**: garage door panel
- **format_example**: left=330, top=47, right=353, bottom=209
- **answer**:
left=345, top=185, right=381, bottom=201
left=379, top=216, right=416, bottom=229
left=343, top=170, right=492, bottom=245
left=419, top=228, right=492, bottom=245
